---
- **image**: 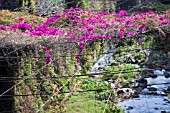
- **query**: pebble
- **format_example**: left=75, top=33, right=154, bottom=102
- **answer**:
left=137, top=83, right=147, bottom=88
left=163, top=72, right=170, bottom=78
left=155, top=107, right=159, bottom=110
left=147, top=91, right=157, bottom=95
left=117, top=88, right=134, bottom=99
left=148, top=73, right=158, bottom=78
left=164, top=65, right=170, bottom=71
left=132, top=91, right=140, bottom=98
left=148, top=87, right=157, bottom=91
left=161, top=111, right=170, bottom=113
left=137, top=78, right=147, bottom=88
left=167, top=86, right=170, bottom=92
left=143, top=74, right=150, bottom=78
left=126, top=106, right=133, bottom=110
left=161, top=111, right=166, bottom=113
left=168, top=51, right=170, bottom=57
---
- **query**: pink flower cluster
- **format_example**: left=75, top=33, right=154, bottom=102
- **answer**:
left=0, top=8, right=170, bottom=63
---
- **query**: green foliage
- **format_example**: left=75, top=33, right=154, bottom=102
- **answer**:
left=65, top=93, right=106, bottom=113
left=103, top=64, right=138, bottom=87
left=81, top=0, right=90, bottom=10
left=96, top=90, right=124, bottom=113
left=113, top=35, right=153, bottom=66
left=79, top=40, right=105, bottom=74
left=65, top=0, right=90, bottom=10
left=82, top=78, right=111, bottom=90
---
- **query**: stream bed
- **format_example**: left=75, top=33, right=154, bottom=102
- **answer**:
left=89, top=40, right=170, bottom=113
left=119, top=69, right=170, bottom=113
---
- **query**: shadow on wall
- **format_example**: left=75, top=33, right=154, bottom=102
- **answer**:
left=0, top=60, right=15, bottom=112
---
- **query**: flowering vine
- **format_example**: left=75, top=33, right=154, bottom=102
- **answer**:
left=0, top=8, right=170, bottom=63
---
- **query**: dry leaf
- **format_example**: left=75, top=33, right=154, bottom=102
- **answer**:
left=168, top=93, right=170, bottom=99
left=167, top=52, right=170, bottom=58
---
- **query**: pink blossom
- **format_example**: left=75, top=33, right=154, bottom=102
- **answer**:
left=159, top=15, right=164, bottom=20
left=165, top=10, right=169, bottom=17
left=160, top=36, right=162, bottom=39
left=87, top=26, right=94, bottom=31
left=76, top=55, right=81, bottom=62
left=45, top=56, right=51, bottom=64
left=118, top=31, right=124, bottom=38
left=118, top=10, right=127, bottom=17
left=138, top=38, right=143, bottom=45
left=125, top=24, right=131, bottom=28
left=0, top=25, right=7, bottom=30
left=162, top=19, right=170, bottom=24
left=41, top=46, right=47, bottom=52
left=72, top=18, right=79, bottom=25
left=162, top=32, right=166, bottom=37
left=110, top=34, right=115, bottom=38
left=126, top=31, right=136, bottom=37
left=16, top=17, right=24, bottom=23
left=120, top=28, right=125, bottom=32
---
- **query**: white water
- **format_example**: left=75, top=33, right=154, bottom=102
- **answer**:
left=89, top=40, right=115, bottom=74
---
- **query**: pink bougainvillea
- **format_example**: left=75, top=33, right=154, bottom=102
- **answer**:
left=0, top=8, right=170, bottom=64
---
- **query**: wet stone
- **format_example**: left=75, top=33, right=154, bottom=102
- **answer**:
left=144, top=69, right=153, bottom=73
left=167, top=86, right=170, bottom=92
left=117, top=88, right=134, bottom=99
left=166, top=100, right=170, bottom=104
left=156, top=67, right=163, bottom=70
left=148, top=87, right=157, bottom=91
left=163, top=72, right=170, bottom=78
left=137, top=78, right=147, bottom=84
left=148, top=73, right=158, bottom=78
left=137, top=83, right=147, bottom=88
left=161, top=111, right=170, bottom=113
left=126, top=106, right=133, bottom=110
left=161, top=111, right=166, bottom=113
left=147, top=64, right=157, bottom=69
left=163, top=103, right=168, bottom=105
left=132, top=91, right=140, bottom=98
left=164, top=65, right=170, bottom=71
left=143, top=74, right=150, bottom=78
left=147, top=91, right=157, bottom=95
left=136, top=78, right=147, bottom=88
left=155, top=107, right=159, bottom=110
left=139, top=59, right=146, bottom=64
left=117, top=90, right=125, bottom=95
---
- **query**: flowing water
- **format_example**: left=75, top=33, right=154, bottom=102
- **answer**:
left=89, top=40, right=115, bottom=88
left=89, top=40, right=114, bottom=74
left=119, top=69, right=170, bottom=113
